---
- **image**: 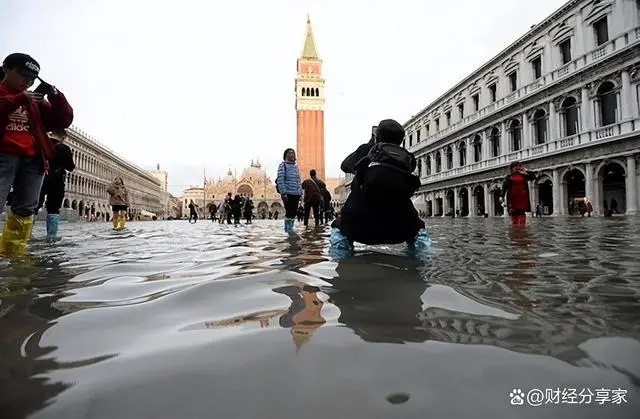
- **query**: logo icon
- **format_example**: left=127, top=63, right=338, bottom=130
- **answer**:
left=25, top=61, right=40, bottom=73
left=510, top=389, right=525, bottom=406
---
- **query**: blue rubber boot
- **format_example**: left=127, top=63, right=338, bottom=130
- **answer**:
left=284, top=218, right=293, bottom=233
left=46, top=214, right=59, bottom=238
left=329, top=228, right=354, bottom=260
left=407, top=228, right=432, bottom=256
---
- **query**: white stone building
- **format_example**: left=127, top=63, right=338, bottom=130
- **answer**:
left=402, top=0, right=640, bottom=217
left=59, top=126, right=164, bottom=221
left=148, top=164, right=170, bottom=219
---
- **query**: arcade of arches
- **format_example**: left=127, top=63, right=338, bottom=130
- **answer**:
left=420, top=155, right=639, bottom=217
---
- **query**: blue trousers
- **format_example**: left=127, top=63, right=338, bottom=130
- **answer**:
left=0, top=154, right=45, bottom=217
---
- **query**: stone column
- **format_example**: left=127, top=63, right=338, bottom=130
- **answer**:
left=500, top=121, right=508, bottom=158
left=549, top=100, right=557, bottom=142
left=620, top=70, right=633, bottom=120
left=552, top=168, right=561, bottom=216
left=482, top=183, right=489, bottom=214
left=467, top=138, right=474, bottom=165
left=626, top=155, right=638, bottom=214
left=441, top=192, right=447, bottom=217
left=530, top=182, right=538, bottom=211
left=483, top=183, right=490, bottom=216
left=468, top=187, right=475, bottom=217
left=454, top=188, right=460, bottom=216
left=585, top=162, right=593, bottom=206
left=581, top=87, right=591, bottom=132
left=593, top=173, right=601, bottom=215
left=482, top=132, right=490, bottom=161
left=453, top=146, right=460, bottom=168
left=522, top=112, right=530, bottom=149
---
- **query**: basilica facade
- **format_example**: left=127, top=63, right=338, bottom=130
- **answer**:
left=181, top=160, right=285, bottom=218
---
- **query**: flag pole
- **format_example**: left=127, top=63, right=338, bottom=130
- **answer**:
left=203, top=167, right=206, bottom=217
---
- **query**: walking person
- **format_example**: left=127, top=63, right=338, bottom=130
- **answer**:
left=275, top=148, right=302, bottom=236
left=35, top=130, right=75, bottom=238
left=207, top=195, right=217, bottom=222
left=301, top=169, right=325, bottom=227
left=107, top=177, right=129, bottom=230
left=0, top=53, right=74, bottom=255
left=188, top=200, right=198, bottom=223
left=244, top=197, right=254, bottom=224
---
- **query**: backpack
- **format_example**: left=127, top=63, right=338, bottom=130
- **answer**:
left=275, top=163, right=287, bottom=194
left=356, top=142, right=420, bottom=201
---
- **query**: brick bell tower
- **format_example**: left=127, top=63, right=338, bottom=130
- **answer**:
left=295, top=14, right=325, bottom=181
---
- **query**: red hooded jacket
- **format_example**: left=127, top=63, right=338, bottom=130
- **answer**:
left=0, top=83, right=74, bottom=168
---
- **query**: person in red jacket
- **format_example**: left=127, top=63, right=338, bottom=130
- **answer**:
left=501, top=161, right=538, bottom=225
left=0, top=53, right=73, bottom=255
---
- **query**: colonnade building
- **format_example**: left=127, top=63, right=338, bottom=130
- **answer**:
left=404, top=0, right=640, bottom=217
left=58, top=127, right=164, bottom=221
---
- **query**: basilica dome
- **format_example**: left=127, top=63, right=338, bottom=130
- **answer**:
left=240, top=160, right=269, bottom=183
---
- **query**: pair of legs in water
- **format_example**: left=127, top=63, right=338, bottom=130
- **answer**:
left=112, top=205, right=128, bottom=230
left=329, top=228, right=432, bottom=259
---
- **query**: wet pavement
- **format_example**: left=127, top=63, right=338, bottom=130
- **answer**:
left=1, top=217, right=639, bottom=418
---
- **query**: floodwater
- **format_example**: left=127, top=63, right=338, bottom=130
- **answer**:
left=1, top=217, right=639, bottom=419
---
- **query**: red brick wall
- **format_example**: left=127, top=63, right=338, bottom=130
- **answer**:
left=296, top=110, right=325, bottom=181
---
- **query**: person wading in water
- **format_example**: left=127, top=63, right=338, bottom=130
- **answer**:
left=275, top=148, right=302, bottom=236
left=107, top=177, right=129, bottom=230
left=501, top=161, right=539, bottom=225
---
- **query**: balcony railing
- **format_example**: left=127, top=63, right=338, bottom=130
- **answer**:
left=408, top=25, right=640, bottom=152
left=419, top=118, right=638, bottom=184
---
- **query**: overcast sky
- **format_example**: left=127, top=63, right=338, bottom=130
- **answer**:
left=2, top=0, right=567, bottom=195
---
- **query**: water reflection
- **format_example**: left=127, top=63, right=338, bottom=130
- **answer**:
left=0, top=253, right=111, bottom=419
left=273, top=282, right=326, bottom=350
left=1, top=219, right=639, bottom=418
left=328, top=252, right=429, bottom=344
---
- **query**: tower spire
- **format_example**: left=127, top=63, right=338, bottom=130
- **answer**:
left=301, top=14, right=319, bottom=59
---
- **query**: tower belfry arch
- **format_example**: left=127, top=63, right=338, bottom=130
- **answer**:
left=295, top=14, right=325, bottom=181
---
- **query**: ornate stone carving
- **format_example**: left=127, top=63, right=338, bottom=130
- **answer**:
left=503, top=57, right=519, bottom=74
left=630, top=64, right=640, bottom=83
left=584, top=0, right=613, bottom=25
left=553, top=89, right=582, bottom=108
left=526, top=103, right=549, bottom=119
left=484, top=70, right=498, bottom=85
left=589, top=73, right=622, bottom=97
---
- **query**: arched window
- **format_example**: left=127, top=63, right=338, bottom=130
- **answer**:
left=509, top=119, right=521, bottom=152
left=458, top=141, right=467, bottom=166
left=533, top=109, right=547, bottom=145
left=315, top=88, right=319, bottom=96
left=490, top=127, right=500, bottom=157
left=597, top=81, right=617, bottom=126
left=417, top=158, right=423, bottom=177
left=435, top=151, right=442, bottom=173
left=473, top=135, right=482, bottom=163
left=310, top=88, right=315, bottom=97
left=301, top=88, right=306, bottom=97
left=426, top=155, right=432, bottom=175
left=305, top=87, right=310, bottom=96
left=560, top=96, right=579, bottom=136
left=446, top=146, right=453, bottom=170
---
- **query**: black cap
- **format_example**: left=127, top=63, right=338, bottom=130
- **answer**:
left=376, top=119, right=405, bottom=145
left=2, top=53, right=40, bottom=78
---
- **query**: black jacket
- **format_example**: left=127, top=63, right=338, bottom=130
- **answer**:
left=332, top=139, right=424, bottom=245
left=49, top=140, right=75, bottom=178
